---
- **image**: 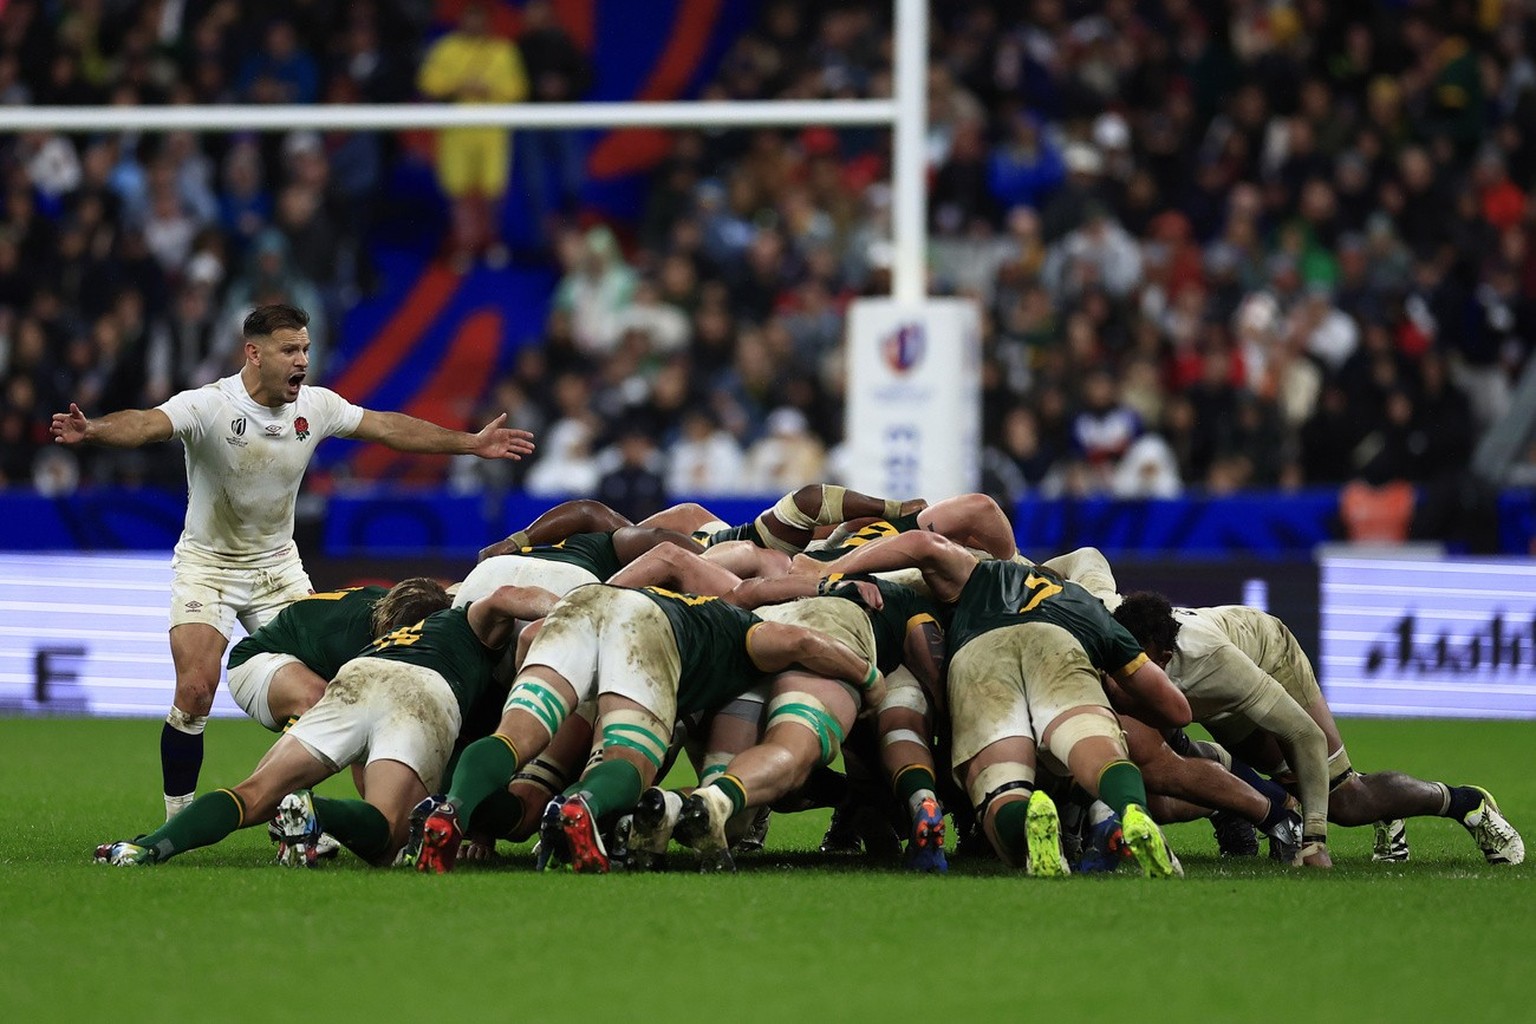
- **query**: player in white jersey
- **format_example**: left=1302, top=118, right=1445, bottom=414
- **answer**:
left=50, top=303, right=535, bottom=819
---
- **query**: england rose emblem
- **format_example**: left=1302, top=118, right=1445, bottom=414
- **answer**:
left=294, top=416, right=310, bottom=441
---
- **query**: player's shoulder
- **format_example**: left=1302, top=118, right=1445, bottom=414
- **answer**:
left=1173, top=606, right=1236, bottom=656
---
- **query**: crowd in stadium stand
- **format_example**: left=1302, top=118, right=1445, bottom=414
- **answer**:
left=1, top=1, right=1533, bottom=530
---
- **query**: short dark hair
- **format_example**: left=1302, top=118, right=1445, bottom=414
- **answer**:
left=243, top=303, right=309, bottom=339
left=1112, top=591, right=1180, bottom=654
left=370, top=577, right=451, bottom=638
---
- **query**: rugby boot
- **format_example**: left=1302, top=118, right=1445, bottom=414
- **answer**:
left=94, top=840, right=154, bottom=866
left=819, top=802, right=863, bottom=855
left=272, top=790, right=323, bottom=868
left=1371, top=819, right=1410, bottom=863
left=905, top=796, right=948, bottom=873
left=1121, top=803, right=1184, bottom=879
left=534, top=795, right=571, bottom=871
left=1459, top=787, right=1524, bottom=865
left=1024, top=791, right=1071, bottom=879
left=415, top=799, right=464, bottom=874
left=732, top=806, right=773, bottom=855
left=1211, top=809, right=1260, bottom=857
left=557, top=795, right=610, bottom=874
left=1266, top=809, right=1302, bottom=863
left=629, top=787, right=682, bottom=871
left=1076, top=814, right=1129, bottom=874
left=675, top=787, right=736, bottom=873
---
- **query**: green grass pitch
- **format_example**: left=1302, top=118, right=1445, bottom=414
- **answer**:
left=3, top=716, right=1535, bottom=1022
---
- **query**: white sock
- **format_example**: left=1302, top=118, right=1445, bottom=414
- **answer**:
left=907, top=787, right=938, bottom=819
left=1087, top=799, right=1115, bottom=826
left=164, top=792, right=195, bottom=820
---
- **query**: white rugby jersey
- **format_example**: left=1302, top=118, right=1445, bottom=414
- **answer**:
left=157, top=374, right=364, bottom=567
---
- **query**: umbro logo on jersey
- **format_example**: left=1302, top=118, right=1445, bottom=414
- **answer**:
left=264, top=424, right=284, bottom=435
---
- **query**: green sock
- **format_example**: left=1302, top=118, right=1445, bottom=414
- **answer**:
left=565, top=760, right=643, bottom=819
left=894, top=764, right=937, bottom=806
left=312, top=796, right=392, bottom=863
left=139, top=788, right=246, bottom=862
left=710, top=773, right=748, bottom=816
left=446, top=735, right=521, bottom=824
left=991, top=797, right=1031, bottom=865
left=1097, top=760, right=1149, bottom=818
left=468, top=789, right=527, bottom=839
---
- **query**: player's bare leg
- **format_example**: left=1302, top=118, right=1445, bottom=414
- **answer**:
left=1122, top=717, right=1311, bottom=865
left=415, top=664, right=578, bottom=873
left=98, top=734, right=331, bottom=866
left=957, top=736, right=1065, bottom=874
left=677, top=672, right=858, bottom=872
left=638, top=502, right=722, bottom=536
left=879, top=688, right=946, bottom=872
left=1041, top=706, right=1182, bottom=878
left=547, top=694, right=668, bottom=873
left=162, top=623, right=229, bottom=820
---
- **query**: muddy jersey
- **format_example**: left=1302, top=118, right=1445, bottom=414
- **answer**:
left=360, top=606, right=506, bottom=718
left=835, top=577, right=946, bottom=674
left=636, top=586, right=767, bottom=713
left=227, top=585, right=385, bottom=676
left=157, top=374, right=363, bottom=567
left=950, top=561, right=1145, bottom=674
left=799, top=512, right=924, bottom=563
left=513, top=531, right=621, bottom=580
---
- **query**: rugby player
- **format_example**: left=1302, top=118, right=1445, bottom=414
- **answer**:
left=1114, top=592, right=1526, bottom=866
left=94, top=583, right=556, bottom=866
left=225, top=579, right=450, bottom=732
left=812, top=531, right=1191, bottom=878
left=51, top=303, right=536, bottom=820
left=412, top=582, right=883, bottom=873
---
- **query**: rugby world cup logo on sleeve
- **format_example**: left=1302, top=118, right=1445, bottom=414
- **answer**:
left=294, top=416, right=310, bottom=441
left=881, top=323, right=926, bottom=374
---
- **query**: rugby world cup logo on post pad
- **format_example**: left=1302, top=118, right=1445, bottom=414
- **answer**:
left=294, top=416, right=310, bottom=441
left=881, top=322, right=926, bottom=374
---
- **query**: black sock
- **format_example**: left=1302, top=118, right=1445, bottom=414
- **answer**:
left=1445, top=786, right=1482, bottom=820
left=160, top=722, right=204, bottom=797
left=1228, top=757, right=1293, bottom=831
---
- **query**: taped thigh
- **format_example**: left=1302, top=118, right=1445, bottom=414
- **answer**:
left=878, top=665, right=929, bottom=717
left=969, top=760, right=1036, bottom=816
left=503, top=676, right=576, bottom=742
left=767, top=692, right=846, bottom=766
left=598, top=708, right=671, bottom=771
left=1042, top=707, right=1125, bottom=768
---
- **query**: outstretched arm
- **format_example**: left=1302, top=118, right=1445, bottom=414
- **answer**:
left=350, top=410, right=535, bottom=460
left=467, top=585, right=561, bottom=650
left=478, top=499, right=632, bottom=561
left=608, top=544, right=743, bottom=595
left=813, top=530, right=976, bottom=603
left=50, top=404, right=173, bottom=448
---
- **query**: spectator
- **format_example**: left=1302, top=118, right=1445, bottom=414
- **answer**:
left=517, top=0, right=591, bottom=239
left=744, top=406, right=825, bottom=493
left=666, top=409, right=746, bottom=497
left=417, top=2, right=528, bottom=271
left=237, top=20, right=320, bottom=105
left=596, top=427, right=666, bottom=521
left=553, top=225, right=638, bottom=356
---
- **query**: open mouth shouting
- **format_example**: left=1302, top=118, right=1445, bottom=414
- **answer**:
left=285, top=371, right=306, bottom=395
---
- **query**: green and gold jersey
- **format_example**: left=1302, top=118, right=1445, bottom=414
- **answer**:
left=514, top=531, right=621, bottom=580
left=799, top=512, right=924, bottom=563
left=227, top=585, right=386, bottom=678
left=360, top=606, right=506, bottom=719
left=637, top=586, right=767, bottom=714
left=863, top=578, right=946, bottom=673
left=950, top=561, right=1146, bottom=675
